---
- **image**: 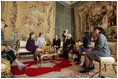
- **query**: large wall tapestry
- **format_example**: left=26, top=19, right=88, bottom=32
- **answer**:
left=74, top=1, right=117, bottom=41
left=2, top=1, right=55, bottom=47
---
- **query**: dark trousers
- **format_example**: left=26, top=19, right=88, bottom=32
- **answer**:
left=2, top=50, right=16, bottom=64
left=77, top=51, right=82, bottom=63
left=63, top=47, right=73, bottom=59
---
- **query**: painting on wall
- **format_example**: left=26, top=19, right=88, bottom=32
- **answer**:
left=74, top=1, right=117, bottom=41
left=2, top=1, right=55, bottom=48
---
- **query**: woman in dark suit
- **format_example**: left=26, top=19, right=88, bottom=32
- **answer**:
left=75, top=32, right=92, bottom=65
left=26, top=32, right=39, bottom=59
left=53, top=34, right=61, bottom=52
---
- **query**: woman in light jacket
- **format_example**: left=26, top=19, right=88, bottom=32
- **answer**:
left=37, top=33, right=46, bottom=48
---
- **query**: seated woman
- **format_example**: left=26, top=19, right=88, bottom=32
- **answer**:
left=53, top=34, right=61, bottom=52
left=63, top=34, right=75, bottom=60
left=75, top=32, right=92, bottom=65
left=26, top=32, right=39, bottom=60
left=37, top=33, right=46, bottom=48
left=80, top=27, right=110, bottom=73
left=1, top=18, right=28, bottom=71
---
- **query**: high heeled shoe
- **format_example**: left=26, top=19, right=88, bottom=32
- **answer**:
left=80, top=69, right=90, bottom=73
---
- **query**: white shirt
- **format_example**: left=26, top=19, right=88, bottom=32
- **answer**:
left=37, top=37, right=46, bottom=48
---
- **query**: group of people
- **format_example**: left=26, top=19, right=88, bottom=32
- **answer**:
left=1, top=18, right=111, bottom=74
left=74, top=27, right=110, bottom=73
left=25, top=30, right=76, bottom=61
left=61, top=27, right=110, bottom=73
left=25, top=32, right=61, bottom=60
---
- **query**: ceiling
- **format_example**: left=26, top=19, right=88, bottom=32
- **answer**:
left=57, top=1, right=83, bottom=8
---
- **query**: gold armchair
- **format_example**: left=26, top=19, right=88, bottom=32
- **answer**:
left=1, top=46, right=11, bottom=78
left=1, top=57, right=11, bottom=78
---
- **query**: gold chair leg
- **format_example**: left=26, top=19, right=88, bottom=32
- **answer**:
left=112, top=64, right=117, bottom=75
left=71, top=53, right=73, bottom=59
left=56, top=53, right=58, bottom=58
left=70, top=51, right=73, bottom=59
left=104, top=64, right=107, bottom=71
left=99, top=61, right=102, bottom=77
left=40, top=56, right=43, bottom=66
left=17, top=53, right=19, bottom=59
left=36, top=56, right=39, bottom=63
left=5, top=71, right=11, bottom=78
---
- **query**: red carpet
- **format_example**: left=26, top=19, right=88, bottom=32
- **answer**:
left=11, top=59, right=72, bottom=77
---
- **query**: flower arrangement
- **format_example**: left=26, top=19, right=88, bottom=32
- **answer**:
left=42, top=46, right=54, bottom=54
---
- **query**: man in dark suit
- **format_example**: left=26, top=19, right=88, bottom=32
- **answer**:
left=63, top=34, right=75, bottom=60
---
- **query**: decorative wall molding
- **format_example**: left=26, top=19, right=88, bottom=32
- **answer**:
left=57, top=1, right=84, bottom=8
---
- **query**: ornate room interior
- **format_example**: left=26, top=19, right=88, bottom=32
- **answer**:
left=1, top=1, right=117, bottom=78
